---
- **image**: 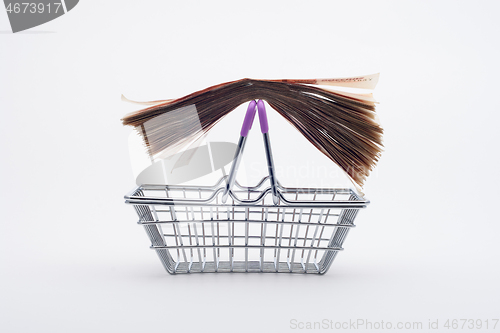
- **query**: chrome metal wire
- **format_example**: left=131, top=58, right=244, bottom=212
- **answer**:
left=124, top=100, right=369, bottom=274
left=126, top=178, right=367, bottom=274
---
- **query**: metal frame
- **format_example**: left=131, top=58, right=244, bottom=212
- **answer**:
left=124, top=100, right=369, bottom=274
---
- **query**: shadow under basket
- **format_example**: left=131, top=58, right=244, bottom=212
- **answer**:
left=124, top=177, right=368, bottom=274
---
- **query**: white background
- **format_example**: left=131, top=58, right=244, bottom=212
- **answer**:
left=1, top=1, right=499, bottom=332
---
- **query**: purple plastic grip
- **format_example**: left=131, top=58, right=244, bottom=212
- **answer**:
left=257, top=100, right=269, bottom=133
left=240, top=100, right=257, bottom=137
left=250, top=103, right=257, bottom=129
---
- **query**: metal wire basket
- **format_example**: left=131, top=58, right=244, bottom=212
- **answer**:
left=124, top=100, right=369, bottom=274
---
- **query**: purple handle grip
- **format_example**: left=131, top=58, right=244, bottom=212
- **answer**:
left=257, top=100, right=269, bottom=133
left=240, top=100, right=257, bottom=137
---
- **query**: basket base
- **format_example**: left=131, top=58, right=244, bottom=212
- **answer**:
left=165, top=260, right=330, bottom=274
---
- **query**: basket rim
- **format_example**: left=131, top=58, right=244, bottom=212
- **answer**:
left=124, top=176, right=369, bottom=209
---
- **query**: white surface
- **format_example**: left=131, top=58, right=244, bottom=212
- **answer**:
left=1, top=1, right=499, bottom=332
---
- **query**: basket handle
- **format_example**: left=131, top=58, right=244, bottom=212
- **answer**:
left=222, top=100, right=257, bottom=203
left=257, top=100, right=279, bottom=204
left=257, top=99, right=269, bottom=133
left=240, top=100, right=258, bottom=137
left=222, top=100, right=280, bottom=204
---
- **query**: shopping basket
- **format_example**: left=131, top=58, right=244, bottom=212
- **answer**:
left=124, top=100, right=369, bottom=274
